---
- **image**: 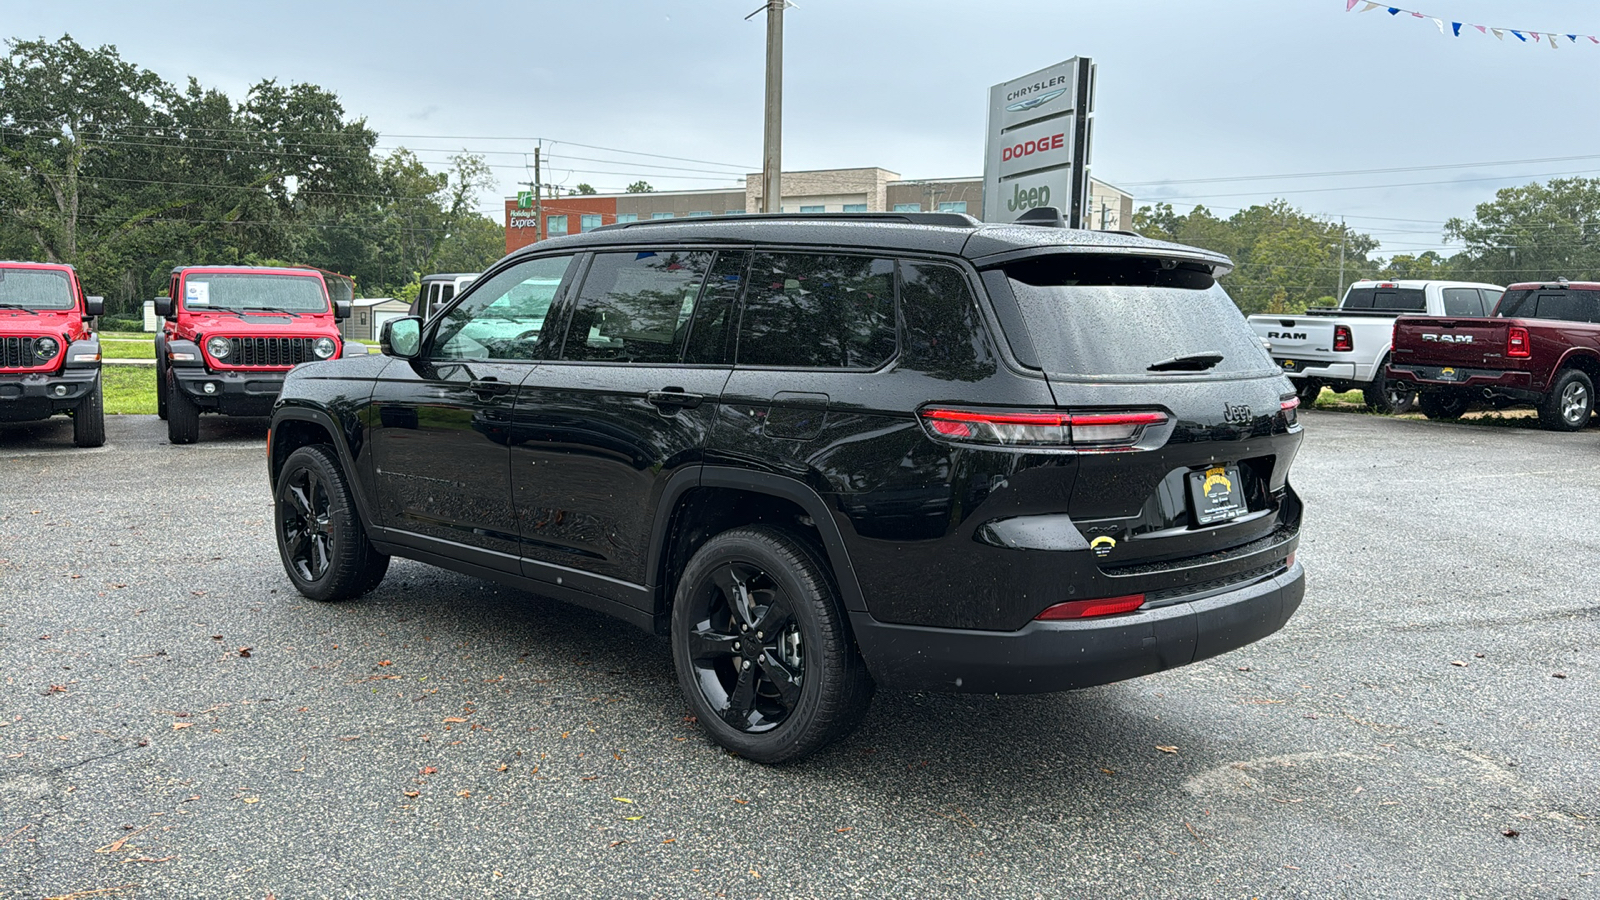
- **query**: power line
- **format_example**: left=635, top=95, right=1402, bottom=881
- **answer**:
left=1121, top=152, right=1600, bottom=187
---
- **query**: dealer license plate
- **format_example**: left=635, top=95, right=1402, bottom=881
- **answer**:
left=1188, top=465, right=1247, bottom=526
left=1278, top=358, right=1299, bottom=372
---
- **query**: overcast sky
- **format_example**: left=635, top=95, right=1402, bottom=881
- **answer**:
left=10, top=0, right=1600, bottom=257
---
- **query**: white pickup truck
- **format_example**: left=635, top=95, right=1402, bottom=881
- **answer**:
left=1248, top=279, right=1504, bottom=413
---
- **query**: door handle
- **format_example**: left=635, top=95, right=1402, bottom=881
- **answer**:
left=470, top=378, right=512, bottom=397
left=647, top=389, right=704, bottom=409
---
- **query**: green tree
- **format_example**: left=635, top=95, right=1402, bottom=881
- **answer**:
left=1444, top=178, right=1600, bottom=283
left=573, top=183, right=597, bottom=195
left=625, top=180, right=654, bottom=193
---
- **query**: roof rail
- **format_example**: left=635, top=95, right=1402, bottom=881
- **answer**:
left=591, top=211, right=981, bottom=232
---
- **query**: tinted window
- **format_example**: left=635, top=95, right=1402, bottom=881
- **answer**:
left=1342, top=287, right=1425, bottom=311
left=901, top=261, right=996, bottom=382
left=1003, top=254, right=1274, bottom=377
left=1482, top=289, right=1503, bottom=313
left=737, top=253, right=896, bottom=368
left=1442, top=287, right=1485, bottom=317
left=683, top=251, right=749, bottom=365
left=560, top=251, right=710, bottom=364
left=1534, top=291, right=1598, bottom=323
left=1496, top=289, right=1532, bottom=317
left=433, top=255, right=574, bottom=360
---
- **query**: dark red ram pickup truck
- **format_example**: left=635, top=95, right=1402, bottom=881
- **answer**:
left=1387, top=281, right=1600, bottom=430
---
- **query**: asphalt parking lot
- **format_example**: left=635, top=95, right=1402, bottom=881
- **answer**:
left=1, top=411, right=1595, bottom=900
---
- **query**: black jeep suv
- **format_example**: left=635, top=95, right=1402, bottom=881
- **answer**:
left=267, top=211, right=1305, bottom=763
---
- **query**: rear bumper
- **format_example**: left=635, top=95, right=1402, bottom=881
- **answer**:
left=851, top=562, right=1304, bottom=693
left=172, top=366, right=286, bottom=416
left=1386, top=365, right=1537, bottom=400
left=0, top=368, right=99, bottom=421
left=1276, top=359, right=1359, bottom=383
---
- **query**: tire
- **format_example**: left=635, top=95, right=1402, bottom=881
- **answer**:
left=155, top=357, right=168, bottom=420
left=1418, top=392, right=1469, bottom=421
left=1362, top=359, right=1415, bottom=415
left=72, top=372, right=105, bottom=448
left=1537, top=369, right=1594, bottom=432
left=1294, top=379, right=1323, bottom=406
left=166, top=370, right=199, bottom=444
left=671, top=525, right=874, bottom=764
left=274, top=444, right=390, bottom=601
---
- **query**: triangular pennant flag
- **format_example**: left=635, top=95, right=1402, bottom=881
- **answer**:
left=1531, top=32, right=1540, bottom=42
left=1548, top=33, right=1558, bottom=49
left=1590, top=36, right=1598, bottom=44
left=1452, top=22, right=1462, bottom=37
left=1511, top=30, right=1526, bottom=41
left=1361, top=1, right=1382, bottom=10
left=1432, top=18, right=1444, bottom=34
left=1474, top=25, right=1487, bottom=34
left=1346, top=0, right=1359, bottom=10
left=1491, top=28, right=1504, bottom=39
left=1568, top=34, right=1579, bottom=42
left=1387, top=7, right=1401, bottom=15
left=1411, top=11, right=1425, bottom=18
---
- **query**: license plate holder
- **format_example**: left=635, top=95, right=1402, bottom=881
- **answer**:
left=1189, top=465, right=1247, bottom=526
left=1278, top=358, right=1299, bottom=372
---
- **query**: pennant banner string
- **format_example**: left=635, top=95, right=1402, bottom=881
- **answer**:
left=1348, top=2, right=1600, bottom=47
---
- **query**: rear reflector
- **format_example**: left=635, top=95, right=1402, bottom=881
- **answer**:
left=1507, top=325, right=1530, bottom=358
left=1035, top=594, right=1147, bottom=620
left=1333, top=324, right=1354, bottom=352
left=919, top=408, right=1167, bottom=448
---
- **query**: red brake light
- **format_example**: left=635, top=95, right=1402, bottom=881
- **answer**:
left=1333, top=324, right=1354, bottom=352
left=919, top=408, right=1168, bottom=449
left=1280, top=397, right=1300, bottom=411
left=1507, top=326, right=1530, bottom=358
left=1035, top=594, right=1146, bottom=620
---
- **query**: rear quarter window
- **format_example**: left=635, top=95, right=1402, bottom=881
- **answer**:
left=999, top=254, right=1275, bottom=378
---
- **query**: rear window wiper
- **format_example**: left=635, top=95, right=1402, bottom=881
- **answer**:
left=1147, top=352, right=1223, bottom=372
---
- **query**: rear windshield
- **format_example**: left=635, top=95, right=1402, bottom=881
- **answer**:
left=1001, top=255, right=1276, bottom=377
left=1496, top=289, right=1599, bottom=322
left=0, top=268, right=74, bottom=310
left=183, top=273, right=329, bottom=312
left=1343, top=287, right=1425, bottom=311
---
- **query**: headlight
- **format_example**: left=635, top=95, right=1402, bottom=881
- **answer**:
left=313, top=337, right=337, bottom=359
left=34, top=337, right=59, bottom=360
left=206, top=336, right=231, bottom=360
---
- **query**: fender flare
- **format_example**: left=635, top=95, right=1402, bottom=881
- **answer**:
left=645, top=465, right=868, bottom=614
left=269, top=404, right=381, bottom=536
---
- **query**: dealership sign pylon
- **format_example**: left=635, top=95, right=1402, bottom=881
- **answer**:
left=983, top=58, right=1095, bottom=228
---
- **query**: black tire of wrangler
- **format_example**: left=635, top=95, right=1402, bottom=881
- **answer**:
left=1537, top=369, right=1594, bottom=432
left=1419, top=392, right=1469, bottom=420
left=155, top=357, right=168, bottom=420
left=1294, top=379, right=1323, bottom=406
left=72, top=373, right=106, bottom=448
left=671, top=525, right=874, bottom=764
left=166, top=371, right=199, bottom=444
left=274, top=445, right=390, bottom=602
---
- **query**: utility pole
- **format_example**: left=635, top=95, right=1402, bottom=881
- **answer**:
left=1337, top=216, right=1346, bottom=300
left=756, top=1, right=786, bottom=213
left=534, top=146, right=543, bottom=243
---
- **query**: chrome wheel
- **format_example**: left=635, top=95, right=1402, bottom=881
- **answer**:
left=1562, top=381, right=1589, bottom=426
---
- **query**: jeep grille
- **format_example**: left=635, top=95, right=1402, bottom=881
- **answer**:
left=0, top=335, right=52, bottom=370
left=222, top=336, right=317, bottom=368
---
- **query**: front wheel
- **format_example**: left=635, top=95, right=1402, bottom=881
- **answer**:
left=274, top=445, right=389, bottom=601
left=166, top=371, right=199, bottom=444
left=72, top=373, right=106, bottom=448
left=1538, top=369, right=1594, bottom=432
left=155, top=357, right=168, bottom=420
left=1419, top=392, right=1469, bottom=421
left=671, top=526, right=874, bottom=764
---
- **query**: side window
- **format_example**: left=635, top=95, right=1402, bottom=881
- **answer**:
left=736, top=253, right=896, bottom=368
left=900, top=261, right=996, bottom=382
left=1533, top=291, right=1590, bottom=322
left=432, top=255, right=574, bottom=361
left=683, top=251, right=749, bottom=365
left=560, top=250, right=711, bottom=364
left=1441, top=287, right=1483, bottom=317
left=1481, top=289, right=1504, bottom=314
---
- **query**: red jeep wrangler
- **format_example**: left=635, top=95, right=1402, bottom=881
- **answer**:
left=0, top=261, right=105, bottom=447
left=155, top=266, right=351, bottom=444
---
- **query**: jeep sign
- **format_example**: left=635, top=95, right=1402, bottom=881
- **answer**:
left=983, top=57, right=1095, bottom=227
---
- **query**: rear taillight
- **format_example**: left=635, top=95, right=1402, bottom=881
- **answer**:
left=1507, top=326, right=1530, bottom=358
left=1035, top=594, right=1146, bottom=620
left=1281, top=395, right=1299, bottom=426
left=919, top=407, right=1168, bottom=449
left=1333, top=324, right=1354, bottom=352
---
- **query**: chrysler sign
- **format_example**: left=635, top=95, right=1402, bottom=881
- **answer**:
left=983, top=58, right=1095, bottom=227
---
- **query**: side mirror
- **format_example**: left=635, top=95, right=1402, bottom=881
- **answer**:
left=85, top=296, right=104, bottom=317
left=381, top=316, right=423, bottom=359
left=154, top=296, right=173, bottom=318
left=334, top=299, right=351, bottom=321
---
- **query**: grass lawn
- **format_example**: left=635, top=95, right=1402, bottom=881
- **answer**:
left=103, top=365, right=158, bottom=415
left=100, top=337, right=155, bottom=359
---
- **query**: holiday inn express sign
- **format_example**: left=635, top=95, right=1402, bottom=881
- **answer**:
left=983, top=58, right=1095, bottom=228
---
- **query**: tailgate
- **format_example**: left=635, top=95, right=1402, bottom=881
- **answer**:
left=1390, top=316, right=1509, bottom=368
left=1248, top=315, right=1335, bottom=360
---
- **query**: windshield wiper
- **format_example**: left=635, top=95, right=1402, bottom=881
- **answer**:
left=0, top=302, right=40, bottom=310
left=240, top=307, right=301, bottom=318
left=1147, top=352, right=1224, bottom=372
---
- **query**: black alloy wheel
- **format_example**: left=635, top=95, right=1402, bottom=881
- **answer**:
left=1363, top=358, right=1414, bottom=415
left=274, top=444, right=389, bottom=601
left=671, top=526, right=873, bottom=764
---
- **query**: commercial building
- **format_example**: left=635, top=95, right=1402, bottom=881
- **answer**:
left=504, top=167, right=1133, bottom=254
